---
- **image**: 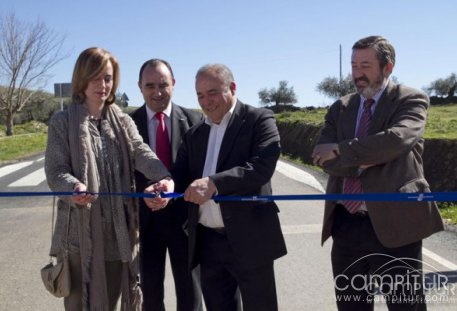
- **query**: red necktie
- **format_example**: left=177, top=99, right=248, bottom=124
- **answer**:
left=343, top=99, right=375, bottom=213
left=154, top=112, right=171, bottom=169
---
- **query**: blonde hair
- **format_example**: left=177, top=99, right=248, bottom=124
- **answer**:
left=71, top=47, right=119, bottom=105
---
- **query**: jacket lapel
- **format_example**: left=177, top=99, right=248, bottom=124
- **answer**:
left=194, top=123, right=210, bottom=178
left=340, top=95, right=360, bottom=140
left=136, top=105, right=150, bottom=144
left=369, top=81, right=398, bottom=135
left=216, top=101, right=245, bottom=170
left=170, top=104, right=188, bottom=164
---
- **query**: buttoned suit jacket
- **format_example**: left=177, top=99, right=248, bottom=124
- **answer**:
left=318, top=81, right=443, bottom=248
left=131, top=103, right=204, bottom=226
left=173, top=101, right=287, bottom=270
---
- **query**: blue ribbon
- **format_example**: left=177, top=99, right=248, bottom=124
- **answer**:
left=0, top=191, right=160, bottom=198
left=1, top=191, right=457, bottom=202
left=212, top=192, right=457, bottom=202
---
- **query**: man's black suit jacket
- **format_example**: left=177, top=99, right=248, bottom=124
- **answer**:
left=173, top=100, right=287, bottom=270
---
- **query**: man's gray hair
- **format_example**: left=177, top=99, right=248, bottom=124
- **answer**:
left=196, top=63, right=235, bottom=89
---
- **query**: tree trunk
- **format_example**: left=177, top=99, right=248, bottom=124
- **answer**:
left=447, top=83, right=456, bottom=99
left=5, top=112, right=14, bottom=136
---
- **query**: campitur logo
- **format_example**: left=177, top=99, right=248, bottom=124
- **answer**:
left=334, top=253, right=457, bottom=304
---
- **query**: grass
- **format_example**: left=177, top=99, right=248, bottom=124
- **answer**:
left=0, top=133, right=47, bottom=162
left=276, top=104, right=457, bottom=139
left=425, top=105, right=457, bottom=139
left=438, top=202, right=457, bottom=225
left=0, top=120, right=48, bottom=137
left=0, top=121, right=48, bottom=161
left=275, top=109, right=327, bottom=126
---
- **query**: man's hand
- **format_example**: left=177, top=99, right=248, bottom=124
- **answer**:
left=184, top=177, right=217, bottom=205
left=312, top=143, right=339, bottom=166
left=144, top=177, right=175, bottom=211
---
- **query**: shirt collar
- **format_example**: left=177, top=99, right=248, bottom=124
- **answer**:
left=145, top=102, right=172, bottom=122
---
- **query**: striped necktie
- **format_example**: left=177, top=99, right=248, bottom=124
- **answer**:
left=342, top=99, right=375, bottom=213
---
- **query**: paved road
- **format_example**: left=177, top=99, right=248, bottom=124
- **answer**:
left=1, top=155, right=456, bottom=310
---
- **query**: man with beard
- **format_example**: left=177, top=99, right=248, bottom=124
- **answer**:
left=312, top=36, right=443, bottom=311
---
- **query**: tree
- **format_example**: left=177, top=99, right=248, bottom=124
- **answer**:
left=316, top=74, right=356, bottom=100
left=426, top=73, right=457, bottom=98
left=258, top=80, right=297, bottom=110
left=18, top=90, right=61, bottom=123
left=0, top=12, right=67, bottom=136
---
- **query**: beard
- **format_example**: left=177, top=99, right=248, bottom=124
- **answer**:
left=354, top=73, right=386, bottom=99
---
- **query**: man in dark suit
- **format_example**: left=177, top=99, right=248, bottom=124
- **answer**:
left=173, top=63, right=287, bottom=311
left=131, top=59, right=203, bottom=311
left=313, top=36, right=444, bottom=311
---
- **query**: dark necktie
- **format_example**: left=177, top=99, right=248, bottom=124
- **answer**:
left=154, top=112, right=171, bottom=169
left=343, top=99, right=375, bottom=213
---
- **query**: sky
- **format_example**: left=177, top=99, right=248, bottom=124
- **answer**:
left=1, top=0, right=456, bottom=109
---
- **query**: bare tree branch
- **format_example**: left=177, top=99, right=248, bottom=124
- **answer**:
left=0, top=12, right=68, bottom=135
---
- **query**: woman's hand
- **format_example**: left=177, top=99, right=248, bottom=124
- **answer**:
left=71, top=182, right=97, bottom=206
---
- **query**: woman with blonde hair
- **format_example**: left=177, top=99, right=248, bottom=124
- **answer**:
left=45, top=47, right=173, bottom=310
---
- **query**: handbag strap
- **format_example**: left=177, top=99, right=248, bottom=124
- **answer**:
left=64, top=201, right=71, bottom=254
left=51, top=196, right=56, bottom=244
left=49, top=196, right=71, bottom=261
